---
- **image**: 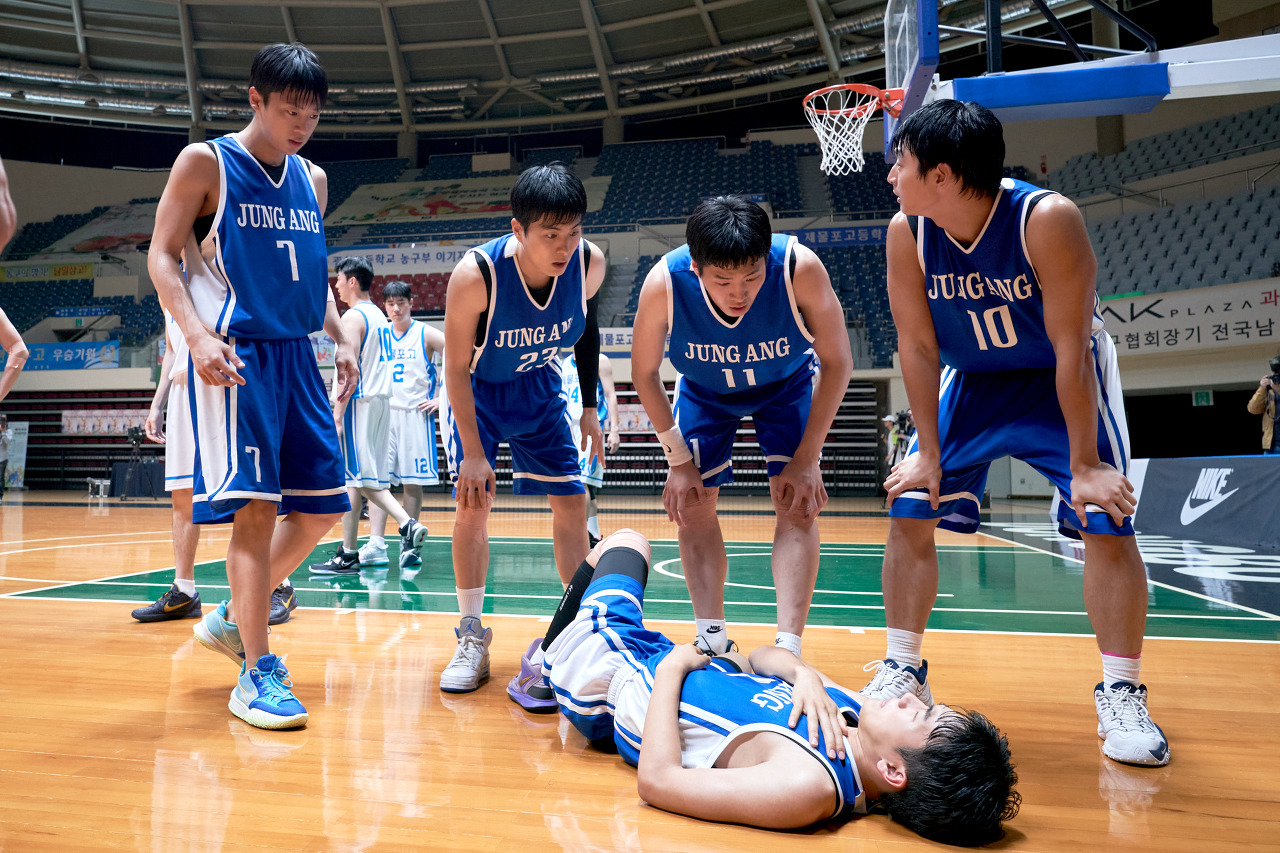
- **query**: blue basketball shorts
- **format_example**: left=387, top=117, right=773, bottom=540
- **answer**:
left=672, top=366, right=815, bottom=488
left=190, top=336, right=350, bottom=524
left=441, top=366, right=584, bottom=496
left=890, top=332, right=1133, bottom=539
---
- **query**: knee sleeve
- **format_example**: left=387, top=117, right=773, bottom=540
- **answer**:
left=588, top=528, right=650, bottom=586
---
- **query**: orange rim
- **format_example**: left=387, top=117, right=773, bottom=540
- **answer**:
left=803, top=84, right=906, bottom=118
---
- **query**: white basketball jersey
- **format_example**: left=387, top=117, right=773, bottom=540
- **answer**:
left=350, top=301, right=393, bottom=400
left=163, top=309, right=190, bottom=383
left=388, top=320, right=434, bottom=411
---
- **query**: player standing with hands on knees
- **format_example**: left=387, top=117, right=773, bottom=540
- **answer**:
left=630, top=196, right=852, bottom=659
left=149, top=42, right=359, bottom=730
left=866, top=99, right=1168, bottom=767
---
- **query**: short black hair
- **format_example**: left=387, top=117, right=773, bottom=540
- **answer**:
left=383, top=280, right=412, bottom=301
left=1269, top=355, right=1280, bottom=373
left=878, top=709, right=1020, bottom=847
left=892, top=100, right=1005, bottom=200
left=511, top=163, right=587, bottom=231
left=686, top=196, right=772, bottom=269
left=250, top=42, right=328, bottom=109
left=334, top=256, right=374, bottom=291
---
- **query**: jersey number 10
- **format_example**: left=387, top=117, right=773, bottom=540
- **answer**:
left=966, top=305, right=1018, bottom=351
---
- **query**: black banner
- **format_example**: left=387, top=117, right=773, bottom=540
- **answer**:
left=1132, top=456, right=1280, bottom=553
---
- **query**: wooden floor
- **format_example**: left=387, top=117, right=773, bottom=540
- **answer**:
left=1, top=492, right=1277, bottom=851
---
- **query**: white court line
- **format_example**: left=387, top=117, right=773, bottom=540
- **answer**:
left=0, top=528, right=175, bottom=547
left=976, top=527, right=1280, bottom=621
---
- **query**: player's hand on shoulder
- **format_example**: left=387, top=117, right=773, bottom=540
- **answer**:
left=885, top=450, right=940, bottom=510
left=188, top=331, right=245, bottom=387
left=663, top=460, right=709, bottom=525
left=771, top=457, right=827, bottom=521
left=1069, top=461, right=1135, bottom=528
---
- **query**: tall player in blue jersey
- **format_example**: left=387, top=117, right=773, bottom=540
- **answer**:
left=867, top=99, right=1168, bottom=767
left=148, top=43, right=359, bottom=730
left=530, top=529, right=1018, bottom=844
left=440, top=163, right=606, bottom=702
left=631, top=197, right=853, bottom=659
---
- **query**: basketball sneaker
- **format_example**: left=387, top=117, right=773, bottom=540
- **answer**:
left=399, top=537, right=421, bottom=570
left=309, top=545, right=360, bottom=576
left=507, top=637, right=558, bottom=713
left=399, top=518, right=429, bottom=551
left=131, top=584, right=202, bottom=622
left=693, top=635, right=739, bottom=656
left=357, top=540, right=389, bottom=567
left=439, top=616, right=492, bottom=693
left=229, top=654, right=308, bottom=730
left=268, top=583, right=297, bottom=625
left=1095, top=681, right=1169, bottom=766
left=858, top=658, right=934, bottom=706
left=193, top=601, right=245, bottom=664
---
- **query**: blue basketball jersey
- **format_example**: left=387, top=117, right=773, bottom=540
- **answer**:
left=673, top=668, right=865, bottom=816
left=917, top=178, right=1102, bottom=372
left=190, top=134, right=328, bottom=340
left=666, top=234, right=816, bottom=395
left=468, top=233, right=587, bottom=384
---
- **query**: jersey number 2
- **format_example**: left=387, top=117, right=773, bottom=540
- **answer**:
left=967, top=305, right=1018, bottom=351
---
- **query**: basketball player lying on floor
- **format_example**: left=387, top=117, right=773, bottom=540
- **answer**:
left=525, top=529, right=1020, bottom=845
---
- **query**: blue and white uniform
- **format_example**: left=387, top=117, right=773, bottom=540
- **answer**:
left=161, top=309, right=194, bottom=492
left=341, top=300, right=394, bottom=490
left=543, top=570, right=867, bottom=818
left=891, top=178, right=1131, bottom=538
left=441, top=232, right=587, bottom=495
left=664, top=234, right=818, bottom=487
left=563, top=353, right=607, bottom=489
left=386, top=320, right=440, bottom=486
left=181, top=133, right=348, bottom=523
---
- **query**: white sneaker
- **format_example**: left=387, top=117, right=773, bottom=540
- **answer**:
left=858, top=658, right=934, bottom=705
left=1095, top=681, right=1169, bottom=766
left=358, top=540, right=388, bottom=566
left=439, top=617, right=492, bottom=693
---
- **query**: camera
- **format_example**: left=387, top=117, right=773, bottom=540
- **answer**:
left=127, top=425, right=146, bottom=447
left=894, top=410, right=912, bottom=434
left=1268, top=356, right=1280, bottom=386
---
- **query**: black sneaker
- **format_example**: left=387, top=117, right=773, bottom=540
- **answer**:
left=588, top=531, right=601, bottom=549
left=309, top=546, right=360, bottom=576
left=268, top=583, right=298, bottom=625
left=398, top=518, right=428, bottom=550
left=131, top=584, right=202, bottom=622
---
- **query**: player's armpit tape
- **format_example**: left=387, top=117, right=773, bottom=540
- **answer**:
left=656, top=424, right=693, bottom=467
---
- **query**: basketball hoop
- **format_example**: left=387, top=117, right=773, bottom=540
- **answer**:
left=803, top=84, right=905, bottom=176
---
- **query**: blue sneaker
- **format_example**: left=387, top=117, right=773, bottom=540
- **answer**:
left=229, top=654, right=308, bottom=730
left=193, top=601, right=245, bottom=664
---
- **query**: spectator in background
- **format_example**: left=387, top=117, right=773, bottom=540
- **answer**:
left=0, top=414, right=11, bottom=503
left=1247, top=356, right=1280, bottom=455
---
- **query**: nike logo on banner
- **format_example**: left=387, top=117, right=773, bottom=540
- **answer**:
left=1180, top=467, right=1239, bottom=525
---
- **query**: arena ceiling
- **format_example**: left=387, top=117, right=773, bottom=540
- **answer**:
left=0, top=0, right=1115, bottom=136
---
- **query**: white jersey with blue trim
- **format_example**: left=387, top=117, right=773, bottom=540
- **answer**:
left=184, top=134, right=329, bottom=340
left=665, top=234, right=817, bottom=396
left=674, top=669, right=867, bottom=817
left=349, top=301, right=393, bottom=400
left=162, top=309, right=189, bottom=382
left=387, top=320, right=435, bottom=411
left=468, top=233, right=587, bottom=384
left=917, top=178, right=1104, bottom=373
left=562, top=353, right=607, bottom=427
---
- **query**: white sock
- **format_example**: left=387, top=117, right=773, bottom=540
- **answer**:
left=279, top=578, right=293, bottom=588
left=886, top=628, right=924, bottom=670
left=369, top=535, right=385, bottom=549
left=695, top=618, right=728, bottom=654
left=587, top=516, right=600, bottom=538
left=174, top=577, right=196, bottom=597
left=1101, top=652, right=1141, bottom=686
left=774, top=632, right=802, bottom=657
left=457, top=586, right=485, bottom=621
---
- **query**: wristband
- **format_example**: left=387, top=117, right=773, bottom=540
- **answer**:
left=656, top=424, right=694, bottom=467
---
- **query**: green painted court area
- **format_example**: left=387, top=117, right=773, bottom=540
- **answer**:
left=15, top=537, right=1280, bottom=642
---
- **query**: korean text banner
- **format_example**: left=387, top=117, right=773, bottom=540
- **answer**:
left=1099, top=278, right=1278, bottom=354
left=0, top=341, right=120, bottom=370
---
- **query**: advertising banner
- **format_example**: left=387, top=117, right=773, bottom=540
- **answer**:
left=328, top=244, right=470, bottom=277
left=1099, top=278, right=1278, bottom=355
left=0, top=341, right=120, bottom=370
left=4, top=422, right=27, bottom=489
left=41, top=202, right=158, bottom=256
left=795, top=225, right=888, bottom=247
left=1130, top=455, right=1280, bottom=553
left=0, top=261, right=96, bottom=281
left=326, top=175, right=612, bottom=226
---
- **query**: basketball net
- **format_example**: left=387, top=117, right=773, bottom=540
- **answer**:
left=803, top=84, right=904, bottom=176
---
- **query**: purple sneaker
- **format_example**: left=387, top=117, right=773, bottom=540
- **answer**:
left=507, top=637, right=558, bottom=714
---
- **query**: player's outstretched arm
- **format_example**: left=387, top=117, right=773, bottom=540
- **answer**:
left=773, top=244, right=853, bottom=520
left=637, top=644, right=837, bottom=828
left=631, top=263, right=708, bottom=522
left=1030, top=196, right=1133, bottom=527
left=443, top=254, right=496, bottom=508
left=150, top=143, right=244, bottom=388
left=0, top=306, right=28, bottom=404
left=145, top=328, right=177, bottom=443
left=885, top=212, right=942, bottom=509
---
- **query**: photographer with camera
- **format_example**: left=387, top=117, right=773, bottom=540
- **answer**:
left=887, top=409, right=914, bottom=468
left=1247, top=356, right=1280, bottom=455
